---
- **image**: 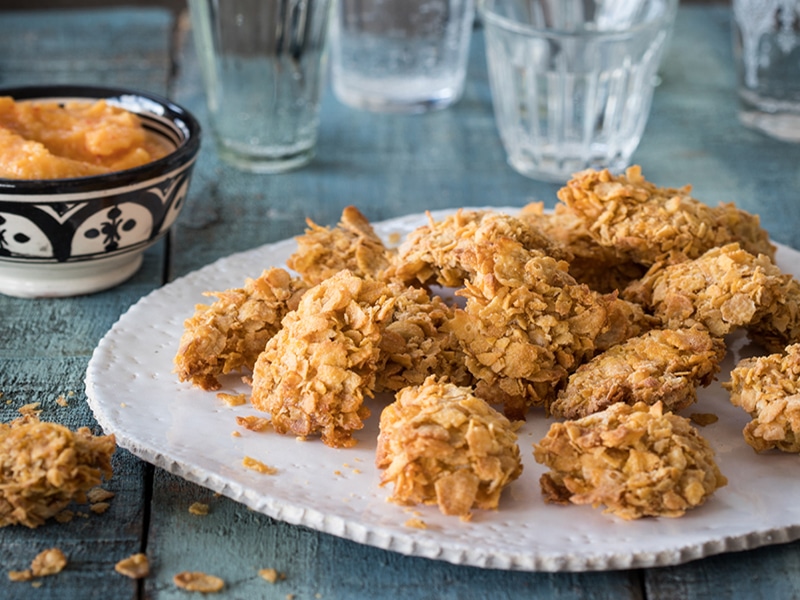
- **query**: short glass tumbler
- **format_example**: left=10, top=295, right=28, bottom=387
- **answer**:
left=479, top=0, right=677, bottom=182
left=189, top=0, right=331, bottom=173
left=330, top=0, right=475, bottom=114
left=733, top=0, right=800, bottom=142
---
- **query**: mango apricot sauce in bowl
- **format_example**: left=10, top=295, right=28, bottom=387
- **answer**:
left=0, top=85, right=201, bottom=298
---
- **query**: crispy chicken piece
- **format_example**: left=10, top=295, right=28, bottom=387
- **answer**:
left=376, top=376, right=523, bottom=518
left=550, top=328, right=726, bottom=419
left=174, top=268, right=309, bottom=391
left=389, top=209, right=568, bottom=288
left=286, top=205, right=394, bottom=285
left=534, top=401, right=727, bottom=520
left=557, top=166, right=775, bottom=266
left=0, top=415, right=115, bottom=528
left=376, top=283, right=473, bottom=393
left=724, top=343, right=800, bottom=452
left=519, top=202, right=647, bottom=293
left=448, top=237, right=652, bottom=419
left=250, top=270, right=393, bottom=448
left=623, top=243, right=800, bottom=352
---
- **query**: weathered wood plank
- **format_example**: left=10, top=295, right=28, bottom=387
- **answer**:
left=645, top=542, right=800, bottom=600
left=145, top=473, right=645, bottom=600
left=0, top=8, right=175, bottom=599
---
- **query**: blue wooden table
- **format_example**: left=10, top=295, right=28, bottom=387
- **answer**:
left=1, top=4, right=800, bottom=599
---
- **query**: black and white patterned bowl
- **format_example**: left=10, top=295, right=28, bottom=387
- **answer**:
left=0, top=85, right=201, bottom=298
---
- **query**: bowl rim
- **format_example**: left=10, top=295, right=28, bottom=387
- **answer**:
left=0, top=84, right=202, bottom=195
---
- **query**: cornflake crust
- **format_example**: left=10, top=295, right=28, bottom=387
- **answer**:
left=549, top=327, right=726, bottom=419
left=173, top=571, right=225, bottom=593
left=376, top=283, right=473, bottom=393
left=520, top=202, right=647, bottom=294
left=724, top=343, right=800, bottom=452
left=114, top=553, right=149, bottom=579
left=286, top=205, right=394, bottom=285
left=390, top=209, right=568, bottom=288
left=174, top=267, right=309, bottom=391
left=0, top=415, right=115, bottom=528
left=376, top=376, right=523, bottom=519
left=534, top=402, right=727, bottom=520
left=624, top=243, right=800, bottom=351
left=557, top=165, right=775, bottom=266
left=250, top=270, right=392, bottom=448
left=448, top=237, right=649, bottom=419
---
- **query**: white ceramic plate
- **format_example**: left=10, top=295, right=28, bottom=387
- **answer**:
left=86, top=208, right=800, bottom=572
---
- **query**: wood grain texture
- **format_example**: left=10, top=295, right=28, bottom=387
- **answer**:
left=0, top=8, right=173, bottom=600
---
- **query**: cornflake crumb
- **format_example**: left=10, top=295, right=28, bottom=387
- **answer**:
left=173, top=571, right=225, bottom=593
left=286, top=595, right=295, bottom=600
left=217, top=392, right=247, bottom=407
left=690, top=413, right=719, bottom=427
left=30, top=548, right=68, bottom=577
left=18, top=402, right=40, bottom=416
left=54, top=510, right=74, bottom=524
left=236, top=415, right=271, bottom=432
left=258, top=568, right=286, bottom=583
left=231, top=431, right=241, bottom=437
left=114, top=553, right=149, bottom=579
left=31, top=580, right=42, bottom=588
left=404, top=518, right=427, bottom=529
left=87, top=487, right=116, bottom=503
left=90, top=502, right=110, bottom=515
left=55, top=395, right=69, bottom=407
left=120, top=402, right=127, bottom=408
left=8, top=570, right=32, bottom=582
left=188, top=502, right=209, bottom=516
left=242, top=456, right=278, bottom=475
left=295, top=436, right=308, bottom=442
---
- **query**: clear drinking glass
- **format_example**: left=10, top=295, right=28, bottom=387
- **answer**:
left=189, top=0, right=331, bottom=173
left=329, top=0, right=475, bottom=114
left=478, top=0, right=678, bottom=182
left=733, top=0, right=800, bottom=142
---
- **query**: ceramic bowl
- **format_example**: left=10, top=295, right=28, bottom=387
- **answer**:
left=0, top=85, right=201, bottom=298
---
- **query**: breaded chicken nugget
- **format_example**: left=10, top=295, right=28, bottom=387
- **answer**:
left=250, top=270, right=392, bottom=448
left=557, top=166, right=775, bottom=266
left=376, top=283, right=473, bottom=393
left=724, top=343, right=800, bottom=452
left=623, top=243, right=800, bottom=351
left=0, top=415, right=115, bottom=528
left=448, top=238, right=651, bottom=419
left=376, top=376, right=522, bottom=519
left=550, top=328, right=725, bottom=419
left=519, top=202, right=647, bottom=294
left=534, top=402, right=727, bottom=519
left=286, top=205, right=394, bottom=285
left=175, top=268, right=308, bottom=391
left=390, top=209, right=567, bottom=288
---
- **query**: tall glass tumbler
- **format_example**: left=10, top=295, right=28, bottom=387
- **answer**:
left=189, top=0, right=331, bottom=173
left=479, top=0, right=677, bottom=183
left=329, top=0, right=475, bottom=114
